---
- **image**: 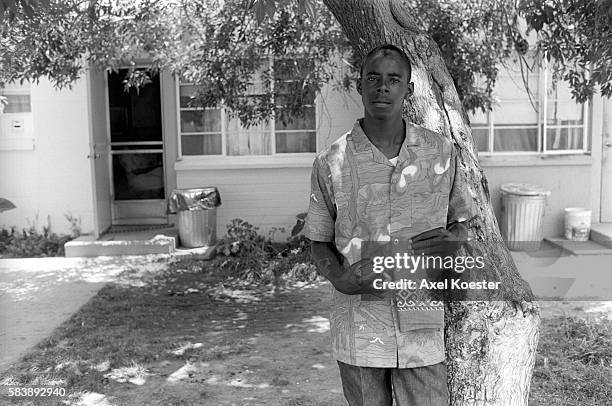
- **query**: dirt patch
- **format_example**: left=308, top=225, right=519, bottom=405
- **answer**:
left=1, top=257, right=611, bottom=405
left=0, top=260, right=347, bottom=405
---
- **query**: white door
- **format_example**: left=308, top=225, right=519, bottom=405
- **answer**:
left=107, top=69, right=167, bottom=225
left=88, top=67, right=112, bottom=237
left=602, top=98, right=612, bottom=222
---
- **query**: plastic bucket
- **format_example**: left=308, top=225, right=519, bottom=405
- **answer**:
left=564, top=208, right=591, bottom=241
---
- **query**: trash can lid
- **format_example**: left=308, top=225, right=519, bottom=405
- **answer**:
left=500, top=182, right=551, bottom=196
left=167, top=187, right=221, bottom=213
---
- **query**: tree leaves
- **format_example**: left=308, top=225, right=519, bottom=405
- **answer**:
left=297, top=0, right=318, bottom=22
left=248, top=0, right=318, bottom=24
left=414, top=0, right=523, bottom=113
left=1, top=0, right=50, bottom=21
left=1, top=0, right=607, bottom=124
left=0, top=0, right=350, bottom=127
left=519, top=0, right=612, bottom=102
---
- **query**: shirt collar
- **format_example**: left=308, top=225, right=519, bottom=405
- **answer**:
left=350, top=118, right=422, bottom=166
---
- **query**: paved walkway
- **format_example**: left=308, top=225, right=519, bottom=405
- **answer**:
left=1, top=248, right=611, bottom=374
left=512, top=249, right=612, bottom=300
left=0, top=255, right=170, bottom=372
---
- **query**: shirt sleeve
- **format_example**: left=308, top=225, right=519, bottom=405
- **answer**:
left=447, top=145, right=478, bottom=226
left=304, top=157, right=336, bottom=242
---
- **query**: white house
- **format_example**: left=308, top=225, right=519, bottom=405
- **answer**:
left=1, top=59, right=610, bottom=247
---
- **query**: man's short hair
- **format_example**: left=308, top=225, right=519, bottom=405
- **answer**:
left=360, top=44, right=412, bottom=80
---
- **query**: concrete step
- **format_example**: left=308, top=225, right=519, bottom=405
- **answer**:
left=65, top=226, right=218, bottom=258
left=64, top=232, right=177, bottom=257
left=590, top=223, right=612, bottom=249
left=544, top=237, right=612, bottom=255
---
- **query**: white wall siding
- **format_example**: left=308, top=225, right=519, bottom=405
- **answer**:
left=0, top=78, right=94, bottom=236
left=481, top=163, right=593, bottom=238
left=173, top=82, right=363, bottom=241
left=317, top=85, right=362, bottom=148
left=176, top=167, right=312, bottom=241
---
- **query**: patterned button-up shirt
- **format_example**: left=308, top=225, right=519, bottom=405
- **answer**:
left=305, top=119, right=475, bottom=368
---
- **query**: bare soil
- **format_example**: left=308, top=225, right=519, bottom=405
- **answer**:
left=1, top=257, right=611, bottom=405
left=0, top=259, right=347, bottom=405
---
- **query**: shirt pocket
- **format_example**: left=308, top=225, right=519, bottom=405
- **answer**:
left=354, top=300, right=395, bottom=335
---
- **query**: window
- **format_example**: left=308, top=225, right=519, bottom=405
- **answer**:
left=177, top=57, right=316, bottom=157
left=470, top=61, right=588, bottom=155
left=0, top=82, right=34, bottom=150
left=0, top=83, right=31, bottom=114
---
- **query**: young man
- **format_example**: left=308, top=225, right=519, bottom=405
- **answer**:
left=305, top=44, right=475, bottom=406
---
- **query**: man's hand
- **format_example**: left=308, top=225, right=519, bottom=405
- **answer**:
left=310, top=241, right=390, bottom=297
left=410, top=223, right=469, bottom=300
left=411, top=222, right=468, bottom=258
left=320, top=257, right=389, bottom=297
left=338, top=258, right=391, bottom=297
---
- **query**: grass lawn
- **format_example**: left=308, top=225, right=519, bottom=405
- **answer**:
left=0, top=257, right=345, bottom=406
left=0, top=256, right=610, bottom=405
left=529, top=302, right=612, bottom=406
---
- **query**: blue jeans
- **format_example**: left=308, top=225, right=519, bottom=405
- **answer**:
left=337, top=361, right=449, bottom=406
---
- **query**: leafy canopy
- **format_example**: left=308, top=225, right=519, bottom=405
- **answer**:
left=389, top=0, right=611, bottom=111
left=0, top=0, right=349, bottom=126
left=0, top=0, right=609, bottom=125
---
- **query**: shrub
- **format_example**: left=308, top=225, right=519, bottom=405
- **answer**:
left=0, top=226, right=74, bottom=257
left=212, top=217, right=318, bottom=284
left=0, top=214, right=80, bottom=258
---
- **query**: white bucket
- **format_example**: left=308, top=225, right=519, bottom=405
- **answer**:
left=564, top=208, right=591, bottom=241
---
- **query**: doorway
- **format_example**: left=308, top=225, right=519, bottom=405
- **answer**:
left=107, top=69, right=167, bottom=225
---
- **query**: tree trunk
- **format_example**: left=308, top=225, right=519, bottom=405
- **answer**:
left=321, top=1, right=540, bottom=405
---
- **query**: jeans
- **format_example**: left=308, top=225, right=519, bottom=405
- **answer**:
left=337, top=360, right=449, bottom=406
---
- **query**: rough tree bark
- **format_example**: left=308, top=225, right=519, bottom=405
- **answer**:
left=321, top=1, right=541, bottom=405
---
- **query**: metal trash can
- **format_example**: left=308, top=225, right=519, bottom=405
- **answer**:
left=167, top=187, right=221, bottom=248
left=500, top=183, right=550, bottom=251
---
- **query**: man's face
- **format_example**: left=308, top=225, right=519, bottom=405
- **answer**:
left=358, top=52, right=413, bottom=121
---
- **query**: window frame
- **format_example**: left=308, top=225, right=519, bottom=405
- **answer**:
left=0, top=84, right=32, bottom=115
left=175, top=55, right=318, bottom=163
left=0, top=81, right=34, bottom=150
left=472, top=63, right=590, bottom=157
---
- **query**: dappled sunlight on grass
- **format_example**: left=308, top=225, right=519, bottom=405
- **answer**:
left=164, top=360, right=274, bottom=389
left=69, top=391, right=113, bottom=406
left=104, top=361, right=150, bottom=385
left=0, top=254, right=344, bottom=405
left=209, top=285, right=263, bottom=303
left=166, top=362, right=198, bottom=383
left=284, top=316, right=330, bottom=333
left=3, top=251, right=610, bottom=406
left=170, top=342, right=203, bottom=356
left=0, top=255, right=172, bottom=301
left=303, top=316, right=331, bottom=333
left=584, top=302, right=612, bottom=319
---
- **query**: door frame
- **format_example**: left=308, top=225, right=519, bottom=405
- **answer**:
left=601, top=97, right=612, bottom=222
left=86, top=65, right=112, bottom=239
left=104, top=65, right=169, bottom=226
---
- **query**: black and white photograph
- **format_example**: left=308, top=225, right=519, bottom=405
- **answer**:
left=0, top=0, right=610, bottom=405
